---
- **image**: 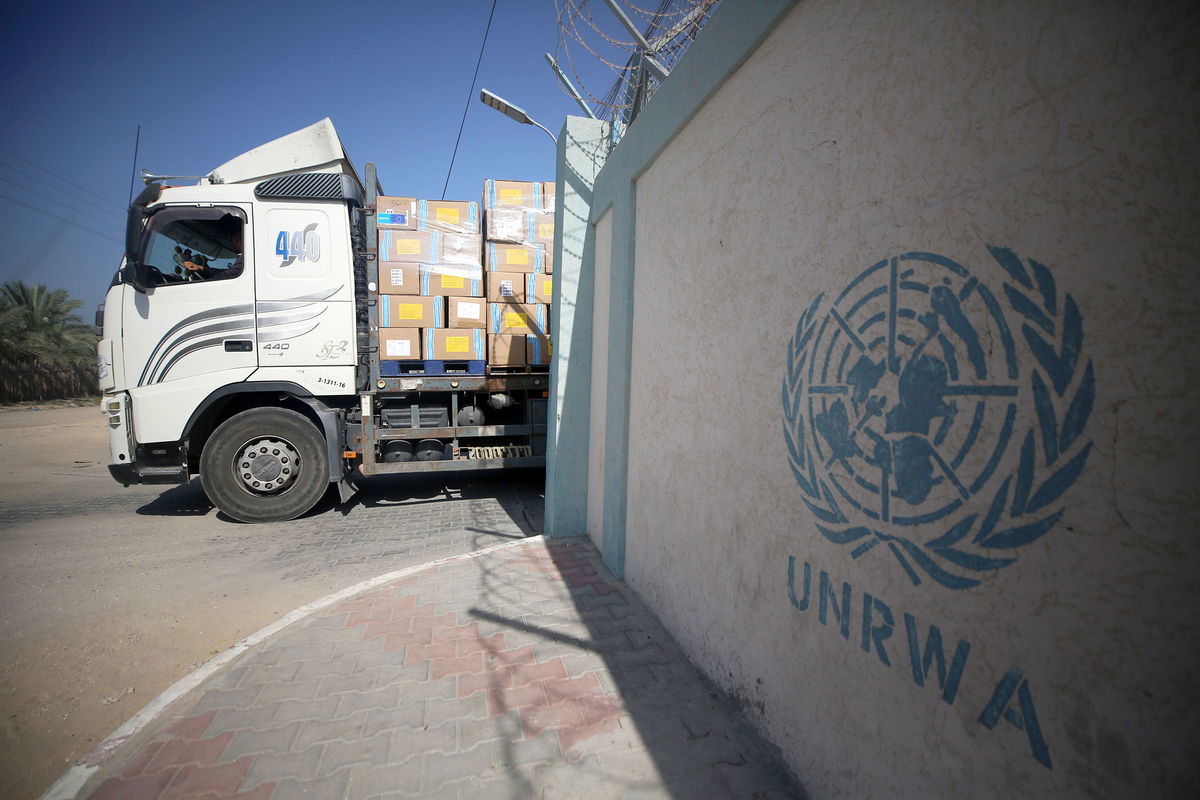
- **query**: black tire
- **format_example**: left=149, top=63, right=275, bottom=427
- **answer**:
left=200, top=408, right=329, bottom=523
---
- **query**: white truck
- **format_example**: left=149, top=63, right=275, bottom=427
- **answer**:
left=98, top=119, right=549, bottom=522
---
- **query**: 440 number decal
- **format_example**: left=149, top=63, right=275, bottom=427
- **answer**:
left=275, top=223, right=321, bottom=266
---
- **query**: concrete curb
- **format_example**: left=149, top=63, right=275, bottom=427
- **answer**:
left=40, top=535, right=539, bottom=800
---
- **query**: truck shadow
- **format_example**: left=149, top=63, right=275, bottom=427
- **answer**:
left=134, top=479, right=213, bottom=517
left=134, top=470, right=545, bottom=536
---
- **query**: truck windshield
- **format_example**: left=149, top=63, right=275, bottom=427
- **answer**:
left=139, top=207, right=245, bottom=286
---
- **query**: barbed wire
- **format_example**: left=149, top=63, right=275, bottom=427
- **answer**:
left=553, top=0, right=719, bottom=123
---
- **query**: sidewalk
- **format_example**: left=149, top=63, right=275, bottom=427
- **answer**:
left=58, top=536, right=801, bottom=799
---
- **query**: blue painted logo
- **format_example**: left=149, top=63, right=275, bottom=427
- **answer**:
left=782, top=247, right=1094, bottom=590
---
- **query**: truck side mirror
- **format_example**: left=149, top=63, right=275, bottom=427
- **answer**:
left=125, top=184, right=162, bottom=293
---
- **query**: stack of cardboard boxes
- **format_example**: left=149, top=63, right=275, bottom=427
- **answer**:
left=375, top=180, right=554, bottom=370
left=483, top=179, right=554, bottom=368
left=376, top=196, right=487, bottom=365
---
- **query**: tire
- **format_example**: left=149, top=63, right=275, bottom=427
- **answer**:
left=200, top=407, right=329, bottom=523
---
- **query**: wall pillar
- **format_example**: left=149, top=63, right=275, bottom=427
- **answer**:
left=545, top=116, right=610, bottom=539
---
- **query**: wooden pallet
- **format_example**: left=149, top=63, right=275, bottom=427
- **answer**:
left=379, top=359, right=486, bottom=377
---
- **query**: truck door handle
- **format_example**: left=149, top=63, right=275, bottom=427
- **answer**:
left=224, top=340, right=253, bottom=352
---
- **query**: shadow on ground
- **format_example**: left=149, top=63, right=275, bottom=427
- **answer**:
left=135, top=469, right=545, bottom=535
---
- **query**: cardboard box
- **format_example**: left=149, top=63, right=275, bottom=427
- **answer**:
left=379, top=230, right=481, bottom=266
left=380, top=265, right=420, bottom=295
left=486, top=242, right=546, bottom=273
left=488, top=334, right=525, bottom=366
left=424, top=328, right=485, bottom=360
left=532, top=210, right=555, bottom=248
left=526, top=334, right=551, bottom=366
left=526, top=274, right=553, bottom=305
left=541, top=181, right=556, bottom=211
left=420, top=264, right=483, bottom=297
left=484, top=178, right=542, bottom=210
left=379, top=328, right=420, bottom=360
left=440, top=233, right=482, bottom=266
left=416, top=199, right=480, bottom=234
left=487, top=271, right=525, bottom=303
left=379, top=230, right=433, bottom=263
left=488, top=303, right=548, bottom=335
left=485, top=207, right=529, bottom=244
left=376, top=196, right=417, bottom=229
left=448, top=297, right=486, bottom=329
left=379, top=295, right=444, bottom=328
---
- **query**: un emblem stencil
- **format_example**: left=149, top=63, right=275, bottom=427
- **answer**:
left=782, top=247, right=1094, bottom=590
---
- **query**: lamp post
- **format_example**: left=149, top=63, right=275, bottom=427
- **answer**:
left=479, top=89, right=557, bottom=145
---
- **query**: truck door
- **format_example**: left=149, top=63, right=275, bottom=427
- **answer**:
left=252, top=200, right=356, bottom=370
left=123, top=206, right=257, bottom=391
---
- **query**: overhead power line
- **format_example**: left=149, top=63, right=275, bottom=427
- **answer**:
left=441, top=0, right=499, bottom=201
left=0, top=159, right=125, bottom=223
left=0, top=174, right=124, bottom=231
left=0, top=192, right=122, bottom=245
left=0, top=145, right=127, bottom=211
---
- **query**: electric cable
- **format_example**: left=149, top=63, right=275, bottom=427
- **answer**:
left=0, top=160, right=125, bottom=222
left=0, top=175, right=124, bottom=230
left=0, top=146, right=126, bottom=211
left=0, top=192, right=122, bottom=245
left=440, top=0, right=499, bottom=201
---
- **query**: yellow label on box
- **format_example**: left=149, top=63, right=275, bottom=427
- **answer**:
left=441, top=275, right=465, bottom=289
left=499, top=188, right=524, bottom=205
left=542, top=279, right=552, bottom=294
left=398, top=304, right=424, bottom=320
left=538, top=222, right=554, bottom=239
left=505, top=311, right=530, bottom=330
left=395, top=239, right=421, bottom=255
left=435, top=207, right=460, bottom=224
left=506, top=249, right=529, bottom=265
left=446, top=336, right=470, bottom=353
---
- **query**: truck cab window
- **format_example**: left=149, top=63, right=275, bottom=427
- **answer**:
left=139, top=208, right=245, bottom=287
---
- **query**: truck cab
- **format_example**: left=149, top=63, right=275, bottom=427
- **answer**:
left=100, top=119, right=549, bottom=523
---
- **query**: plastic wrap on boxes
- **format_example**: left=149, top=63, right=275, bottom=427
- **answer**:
left=419, top=264, right=483, bottom=297
left=376, top=196, right=417, bottom=229
left=379, top=230, right=481, bottom=266
left=484, top=179, right=549, bottom=245
left=416, top=199, right=480, bottom=234
left=486, top=242, right=546, bottom=273
left=484, top=179, right=543, bottom=211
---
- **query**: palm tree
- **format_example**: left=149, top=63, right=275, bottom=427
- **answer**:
left=0, top=280, right=98, bottom=363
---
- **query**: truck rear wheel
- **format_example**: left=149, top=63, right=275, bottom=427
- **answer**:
left=200, top=408, right=329, bottom=523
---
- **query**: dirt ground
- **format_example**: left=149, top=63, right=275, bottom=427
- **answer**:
left=0, top=403, right=543, bottom=799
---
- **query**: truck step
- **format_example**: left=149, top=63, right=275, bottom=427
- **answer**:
left=380, top=359, right=486, bottom=377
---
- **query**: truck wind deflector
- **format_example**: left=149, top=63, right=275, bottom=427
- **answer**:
left=255, top=173, right=363, bottom=205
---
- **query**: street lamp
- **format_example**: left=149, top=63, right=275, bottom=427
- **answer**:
left=479, top=89, right=557, bottom=145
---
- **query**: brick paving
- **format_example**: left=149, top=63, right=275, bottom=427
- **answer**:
left=73, top=537, right=801, bottom=799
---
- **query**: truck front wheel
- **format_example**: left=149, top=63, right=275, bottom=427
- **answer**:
left=200, top=408, right=329, bottom=523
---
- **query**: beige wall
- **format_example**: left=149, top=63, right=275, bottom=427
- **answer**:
left=620, top=1, right=1198, bottom=797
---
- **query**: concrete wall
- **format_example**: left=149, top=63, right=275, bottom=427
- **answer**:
left=556, top=0, right=1200, bottom=797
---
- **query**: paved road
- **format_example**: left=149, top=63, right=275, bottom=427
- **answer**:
left=0, top=405, right=544, bottom=800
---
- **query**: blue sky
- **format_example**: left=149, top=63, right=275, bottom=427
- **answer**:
left=0, top=0, right=622, bottom=315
